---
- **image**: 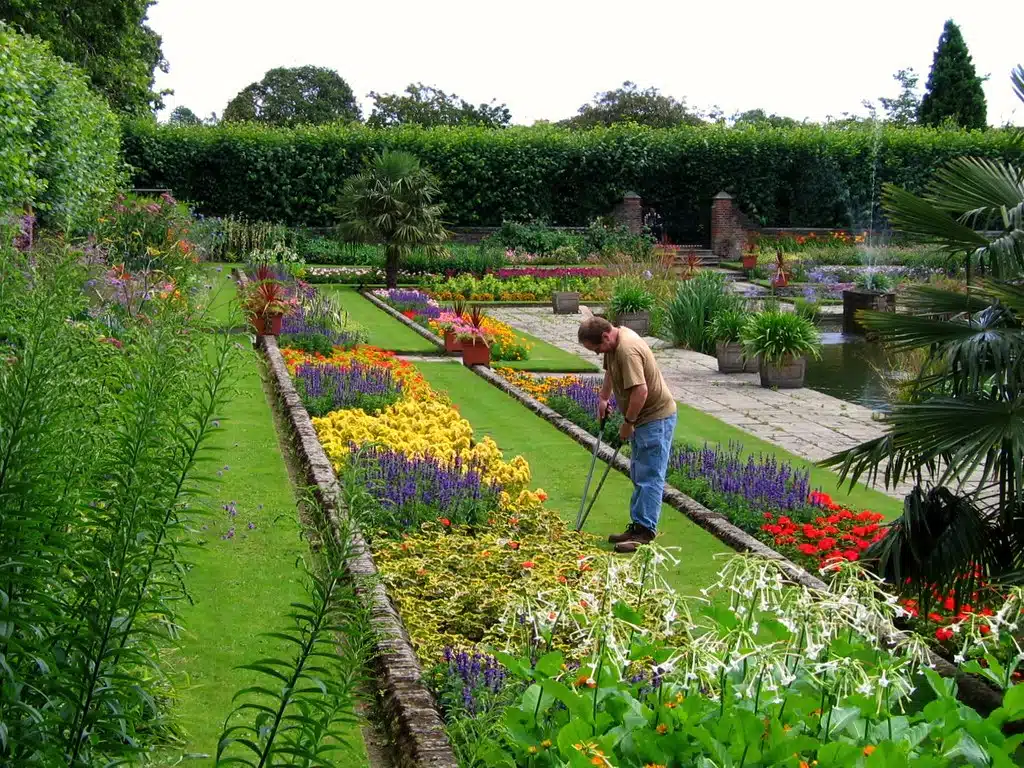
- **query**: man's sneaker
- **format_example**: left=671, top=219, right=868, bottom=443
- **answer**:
left=607, top=523, right=655, bottom=545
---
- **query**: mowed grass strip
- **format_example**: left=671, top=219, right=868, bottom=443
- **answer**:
left=163, top=348, right=367, bottom=766
left=319, top=285, right=439, bottom=353
left=418, top=361, right=729, bottom=594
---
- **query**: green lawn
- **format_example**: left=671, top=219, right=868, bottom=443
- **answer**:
left=319, top=285, right=438, bottom=353
left=418, top=362, right=730, bottom=594
left=162, top=349, right=367, bottom=766
left=500, top=330, right=599, bottom=373
left=672, top=403, right=903, bottom=518
left=199, top=264, right=242, bottom=328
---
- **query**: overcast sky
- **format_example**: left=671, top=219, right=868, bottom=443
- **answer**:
left=149, top=0, right=1023, bottom=126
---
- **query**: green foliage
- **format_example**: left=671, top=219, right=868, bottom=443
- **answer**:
left=223, top=65, right=360, bottom=127
left=878, top=68, right=922, bottom=126
left=168, top=105, right=202, bottom=126
left=918, top=20, right=987, bottom=130
left=547, top=394, right=624, bottom=448
left=0, top=22, right=122, bottom=229
left=0, top=242, right=240, bottom=764
left=280, top=331, right=335, bottom=357
left=664, top=271, right=743, bottom=352
left=562, top=81, right=703, bottom=129
left=121, top=120, right=1023, bottom=241
left=854, top=270, right=895, bottom=292
left=0, top=0, right=166, bottom=115
left=741, top=310, right=822, bottom=364
left=707, top=307, right=751, bottom=344
left=337, top=150, right=449, bottom=288
left=97, top=192, right=195, bottom=273
left=368, top=82, right=510, bottom=128
left=609, top=276, right=655, bottom=315
left=793, top=296, right=821, bottom=321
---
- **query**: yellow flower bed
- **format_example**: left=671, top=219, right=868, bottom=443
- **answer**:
left=494, top=368, right=581, bottom=403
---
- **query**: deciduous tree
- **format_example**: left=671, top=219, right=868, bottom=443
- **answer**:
left=367, top=83, right=510, bottom=128
left=223, top=66, right=360, bottom=127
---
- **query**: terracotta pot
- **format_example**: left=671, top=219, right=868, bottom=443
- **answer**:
left=251, top=313, right=283, bottom=336
left=616, top=311, right=651, bottom=337
left=444, top=330, right=462, bottom=353
left=551, top=291, right=580, bottom=315
left=461, top=338, right=491, bottom=367
left=715, top=341, right=749, bottom=374
left=742, top=254, right=758, bottom=270
left=842, top=289, right=896, bottom=335
left=771, top=273, right=789, bottom=288
left=759, top=354, right=807, bottom=389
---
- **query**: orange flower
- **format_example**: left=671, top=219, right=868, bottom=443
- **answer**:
left=521, top=561, right=535, bottom=569
left=480, top=550, right=490, bottom=557
left=863, top=745, right=876, bottom=756
left=508, top=541, right=520, bottom=550
left=536, top=489, right=548, bottom=502
left=439, top=518, right=451, bottom=527
left=656, top=723, right=668, bottom=735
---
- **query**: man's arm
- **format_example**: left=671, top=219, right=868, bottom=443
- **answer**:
left=623, top=384, right=649, bottom=424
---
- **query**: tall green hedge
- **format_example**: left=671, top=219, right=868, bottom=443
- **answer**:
left=0, top=23, right=123, bottom=229
left=121, top=120, right=1021, bottom=241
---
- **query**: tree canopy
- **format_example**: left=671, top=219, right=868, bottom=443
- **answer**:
left=562, top=81, right=703, bottom=129
left=0, top=0, right=167, bottom=115
left=223, top=66, right=360, bottom=127
left=367, top=83, right=510, bottom=128
left=878, top=68, right=921, bottom=126
left=167, top=105, right=202, bottom=126
left=918, top=20, right=987, bottom=129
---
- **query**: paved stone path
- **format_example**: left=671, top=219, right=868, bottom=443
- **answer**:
left=488, top=306, right=916, bottom=499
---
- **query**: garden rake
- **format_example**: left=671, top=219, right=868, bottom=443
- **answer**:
left=574, top=416, right=622, bottom=533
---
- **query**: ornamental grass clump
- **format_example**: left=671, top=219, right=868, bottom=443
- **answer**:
left=741, top=309, right=822, bottom=364
left=665, top=271, right=742, bottom=353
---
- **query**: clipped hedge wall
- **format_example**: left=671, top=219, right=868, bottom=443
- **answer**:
left=122, top=120, right=1022, bottom=241
left=0, top=22, right=123, bottom=229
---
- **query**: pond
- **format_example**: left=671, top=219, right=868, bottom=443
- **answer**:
left=803, top=332, right=895, bottom=411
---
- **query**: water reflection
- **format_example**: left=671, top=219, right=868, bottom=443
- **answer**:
left=804, top=332, right=893, bottom=411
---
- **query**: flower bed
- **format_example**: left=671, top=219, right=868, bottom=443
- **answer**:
left=421, top=273, right=610, bottom=303
left=373, top=288, right=533, bottom=362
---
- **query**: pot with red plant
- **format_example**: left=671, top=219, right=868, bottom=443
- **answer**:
left=457, top=306, right=491, bottom=367
left=770, top=247, right=789, bottom=288
left=741, top=248, right=759, bottom=271
left=441, top=299, right=467, bottom=352
left=244, top=277, right=291, bottom=336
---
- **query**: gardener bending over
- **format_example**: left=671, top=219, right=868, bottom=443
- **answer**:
left=577, top=316, right=677, bottom=553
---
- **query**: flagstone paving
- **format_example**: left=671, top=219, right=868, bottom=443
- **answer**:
left=487, top=306, right=917, bottom=499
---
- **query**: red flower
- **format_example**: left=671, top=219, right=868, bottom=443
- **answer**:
left=508, top=541, right=520, bottom=550
left=818, top=537, right=836, bottom=551
left=943, top=597, right=956, bottom=611
left=439, top=518, right=451, bottom=527
left=521, top=561, right=535, bottom=569
left=798, top=543, right=818, bottom=556
left=928, top=612, right=945, bottom=623
left=980, top=624, right=991, bottom=635
left=402, top=310, right=417, bottom=319
left=935, top=627, right=954, bottom=642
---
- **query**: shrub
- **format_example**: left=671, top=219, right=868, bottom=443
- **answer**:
left=0, top=22, right=122, bottom=229
left=741, top=310, right=822, bottom=364
left=664, top=271, right=742, bottom=352
left=278, top=331, right=335, bottom=357
left=609, top=276, right=655, bottom=315
left=855, top=270, right=896, bottom=292
left=707, top=307, right=750, bottom=344
left=121, top=120, right=1021, bottom=240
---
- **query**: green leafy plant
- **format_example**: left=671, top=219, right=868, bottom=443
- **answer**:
left=279, top=331, right=335, bottom=356
left=665, top=272, right=742, bottom=352
left=855, top=270, right=895, bottom=292
left=793, top=296, right=821, bottom=321
left=741, top=310, right=822, bottom=364
left=708, top=307, right=751, bottom=344
left=609, top=277, right=655, bottom=315
left=337, top=150, right=449, bottom=288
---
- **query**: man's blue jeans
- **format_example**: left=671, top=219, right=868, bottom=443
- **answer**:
left=629, top=413, right=677, bottom=533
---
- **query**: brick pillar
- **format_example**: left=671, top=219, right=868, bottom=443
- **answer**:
left=711, top=191, right=744, bottom=259
left=611, top=192, right=643, bottom=233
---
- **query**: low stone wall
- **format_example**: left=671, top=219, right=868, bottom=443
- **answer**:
left=260, top=335, right=457, bottom=768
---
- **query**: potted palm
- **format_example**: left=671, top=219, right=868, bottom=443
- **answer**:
left=741, top=311, right=821, bottom=388
left=458, top=306, right=491, bottom=367
left=610, top=277, right=656, bottom=336
left=709, top=309, right=757, bottom=373
left=551, top=276, right=580, bottom=314
left=244, top=278, right=291, bottom=335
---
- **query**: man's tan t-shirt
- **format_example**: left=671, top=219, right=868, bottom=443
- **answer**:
left=603, top=327, right=677, bottom=426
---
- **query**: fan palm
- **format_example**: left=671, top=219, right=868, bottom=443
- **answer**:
left=337, top=150, right=449, bottom=288
left=822, top=66, right=1024, bottom=600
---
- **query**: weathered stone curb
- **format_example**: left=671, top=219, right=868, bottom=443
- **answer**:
left=362, top=291, right=447, bottom=350
left=469, top=365, right=1005, bottom=714
left=259, top=335, right=457, bottom=768
left=357, top=282, right=1003, bottom=713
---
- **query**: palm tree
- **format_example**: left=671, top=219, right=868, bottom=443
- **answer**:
left=337, top=150, right=449, bottom=288
left=822, top=66, right=1024, bottom=607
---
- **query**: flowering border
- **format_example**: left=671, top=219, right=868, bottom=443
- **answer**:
left=468, top=366, right=1006, bottom=714
left=259, top=335, right=458, bottom=768
left=362, top=290, right=447, bottom=350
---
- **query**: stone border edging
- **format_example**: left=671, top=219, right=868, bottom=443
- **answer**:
left=468, top=365, right=1005, bottom=715
left=259, top=335, right=458, bottom=768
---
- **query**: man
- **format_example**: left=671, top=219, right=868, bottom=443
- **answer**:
left=577, top=316, right=677, bottom=553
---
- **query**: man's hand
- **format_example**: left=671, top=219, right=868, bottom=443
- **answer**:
left=619, top=421, right=635, bottom=441
left=598, top=397, right=610, bottom=421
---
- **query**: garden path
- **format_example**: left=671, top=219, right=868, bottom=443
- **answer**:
left=488, top=307, right=916, bottom=499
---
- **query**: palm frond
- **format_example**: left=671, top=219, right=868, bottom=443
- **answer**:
left=894, top=284, right=992, bottom=317
left=882, top=184, right=991, bottom=255
left=925, top=156, right=1024, bottom=220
